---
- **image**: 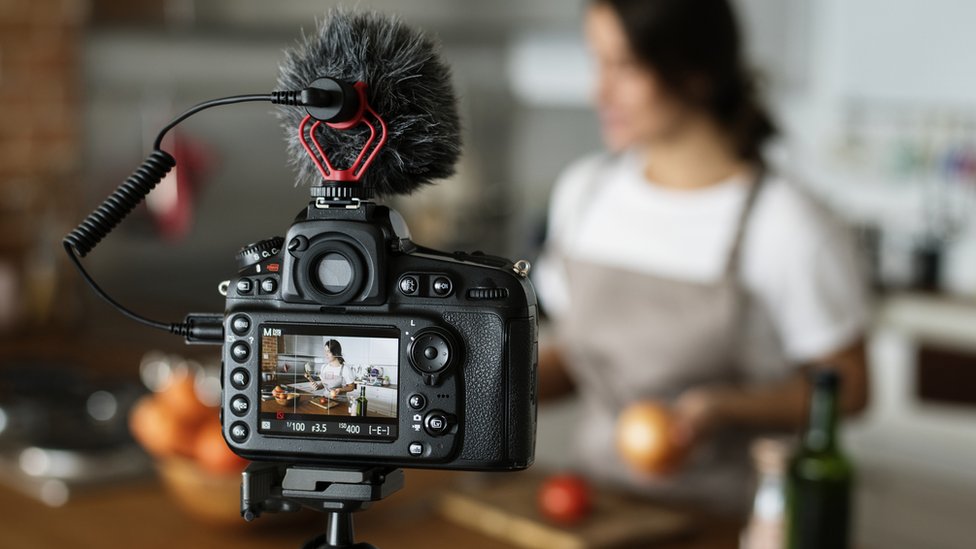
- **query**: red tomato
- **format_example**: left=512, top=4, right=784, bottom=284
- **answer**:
left=538, top=474, right=592, bottom=525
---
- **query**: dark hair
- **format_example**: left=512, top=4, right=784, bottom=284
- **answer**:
left=324, top=339, right=345, bottom=365
left=592, top=0, right=776, bottom=162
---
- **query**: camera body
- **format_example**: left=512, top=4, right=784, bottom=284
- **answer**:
left=221, top=200, right=538, bottom=471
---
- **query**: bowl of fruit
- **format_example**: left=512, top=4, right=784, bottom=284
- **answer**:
left=130, top=355, right=248, bottom=526
left=272, top=385, right=298, bottom=406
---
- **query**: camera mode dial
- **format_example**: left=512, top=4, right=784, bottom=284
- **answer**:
left=236, top=237, right=284, bottom=271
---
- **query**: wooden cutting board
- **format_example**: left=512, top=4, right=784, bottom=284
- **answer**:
left=438, top=472, right=694, bottom=549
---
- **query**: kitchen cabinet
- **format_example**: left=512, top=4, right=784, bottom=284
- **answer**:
left=844, top=292, right=976, bottom=549
left=362, top=385, right=397, bottom=418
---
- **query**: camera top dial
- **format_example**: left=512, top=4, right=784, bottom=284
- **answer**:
left=237, top=237, right=284, bottom=271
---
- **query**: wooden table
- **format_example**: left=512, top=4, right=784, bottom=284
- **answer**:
left=0, top=469, right=741, bottom=549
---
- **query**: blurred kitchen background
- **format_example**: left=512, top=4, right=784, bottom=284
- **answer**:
left=2, top=1, right=976, bottom=548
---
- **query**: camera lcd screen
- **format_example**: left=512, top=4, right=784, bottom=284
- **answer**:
left=257, top=324, right=399, bottom=441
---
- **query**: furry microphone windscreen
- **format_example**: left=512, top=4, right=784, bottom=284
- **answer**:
left=277, top=9, right=462, bottom=197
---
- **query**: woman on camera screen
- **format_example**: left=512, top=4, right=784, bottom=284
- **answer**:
left=534, top=0, right=870, bottom=511
left=306, top=339, right=356, bottom=399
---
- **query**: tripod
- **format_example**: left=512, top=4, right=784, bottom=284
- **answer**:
left=241, top=462, right=404, bottom=549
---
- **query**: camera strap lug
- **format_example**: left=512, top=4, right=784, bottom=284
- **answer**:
left=512, top=259, right=531, bottom=278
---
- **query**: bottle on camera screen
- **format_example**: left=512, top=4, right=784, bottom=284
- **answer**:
left=356, top=386, right=369, bottom=417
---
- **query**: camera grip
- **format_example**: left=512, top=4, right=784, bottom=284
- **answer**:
left=443, top=311, right=506, bottom=463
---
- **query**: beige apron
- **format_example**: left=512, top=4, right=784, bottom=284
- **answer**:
left=555, top=165, right=766, bottom=513
left=321, top=362, right=346, bottom=390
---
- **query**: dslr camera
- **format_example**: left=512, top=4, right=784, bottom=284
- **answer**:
left=222, top=193, right=538, bottom=470
left=64, top=13, right=538, bottom=476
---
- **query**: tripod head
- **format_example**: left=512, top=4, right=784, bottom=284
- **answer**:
left=242, top=463, right=404, bottom=549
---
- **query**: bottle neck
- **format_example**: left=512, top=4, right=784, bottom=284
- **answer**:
left=804, top=384, right=840, bottom=453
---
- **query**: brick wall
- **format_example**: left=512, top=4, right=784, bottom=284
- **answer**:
left=0, top=0, right=84, bottom=183
left=261, top=335, right=279, bottom=372
left=0, top=0, right=86, bottom=331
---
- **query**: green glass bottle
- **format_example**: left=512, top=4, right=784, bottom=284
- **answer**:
left=355, top=386, right=368, bottom=417
left=786, top=370, right=854, bottom=549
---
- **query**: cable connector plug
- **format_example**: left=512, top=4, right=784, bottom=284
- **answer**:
left=271, top=76, right=361, bottom=123
left=180, top=313, right=224, bottom=345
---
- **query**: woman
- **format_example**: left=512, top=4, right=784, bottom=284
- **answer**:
left=535, top=0, right=869, bottom=512
left=306, top=339, right=356, bottom=399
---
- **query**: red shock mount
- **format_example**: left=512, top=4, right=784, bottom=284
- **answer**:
left=297, top=81, right=388, bottom=184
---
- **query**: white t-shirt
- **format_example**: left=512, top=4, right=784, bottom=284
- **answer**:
left=534, top=151, right=869, bottom=370
left=318, top=361, right=355, bottom=390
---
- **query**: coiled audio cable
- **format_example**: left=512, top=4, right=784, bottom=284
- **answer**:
left=63, top=85, right=353, bottom=340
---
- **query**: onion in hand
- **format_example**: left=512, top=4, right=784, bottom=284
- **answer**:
left=616, top=402, right=685, bottom=474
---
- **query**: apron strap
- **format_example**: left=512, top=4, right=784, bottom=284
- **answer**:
left=723, top=166, right=766, bottom=278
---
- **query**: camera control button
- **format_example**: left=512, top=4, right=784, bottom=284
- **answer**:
left=398, top=275, right=419, bottom=295
left=424, top=412, right=450, bottom=436
left=260, top=278, right=277, bottom=294
left=231, top=342, right=250, bottom=362
left=230, top=396, right=250, bottom=416
left=432, top=276, right=452, bottom=296
left=408, top=394, right=427, bottom=410
left=236, top=278, right=253, bottom=294
left=410, top=332, right=451, bottom=372
left=231, top=315, right=250, bottom=335
left=230, top=422, right=249, bottom=443
left=230, top=368, right=249, bottom=390
left=408, top=442, right=424, bottom=456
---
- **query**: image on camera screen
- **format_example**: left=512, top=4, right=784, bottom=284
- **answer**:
left=257, top=324, right=399, bottom=440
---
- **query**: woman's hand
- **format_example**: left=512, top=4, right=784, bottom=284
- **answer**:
left=670, top=388, right=724, bottom=450
left=616, top=391, right=721, bottom=476
left=538, top=345, right=575, bottom=401
left=329, top=389, right=340, bottom=399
